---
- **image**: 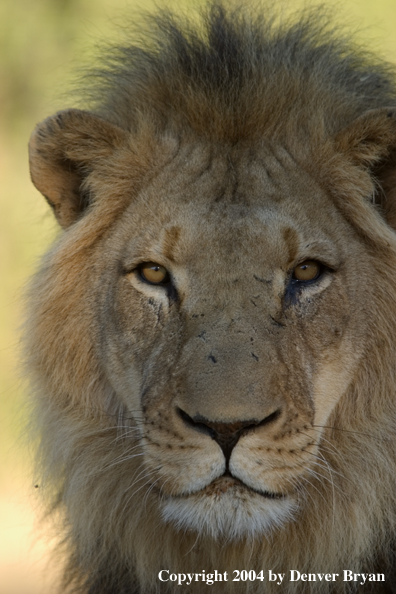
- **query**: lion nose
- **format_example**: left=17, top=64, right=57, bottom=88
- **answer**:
left=177, top=408, right=281, bottom=463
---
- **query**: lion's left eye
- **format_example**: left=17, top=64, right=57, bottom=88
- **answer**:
left=138, top=262, right=170, bottom=285
left=292, top=260, right=322, bottom=282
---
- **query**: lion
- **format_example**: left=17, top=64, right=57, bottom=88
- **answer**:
left=26, top=3, right=396, bottom=593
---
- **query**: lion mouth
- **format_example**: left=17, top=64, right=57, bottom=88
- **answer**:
left=161, top=473, right=287, bottom=501
left=200, top=474, right=287, bottom=500
left=159, top=473, right=296, bottom=539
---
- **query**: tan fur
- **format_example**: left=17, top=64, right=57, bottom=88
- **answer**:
left=26, top=4, right=396, bottom=593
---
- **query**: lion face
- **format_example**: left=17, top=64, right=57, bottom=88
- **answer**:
left=27, top=5, right=396, bottom=590
left=88, top=139, right=366, bottom=539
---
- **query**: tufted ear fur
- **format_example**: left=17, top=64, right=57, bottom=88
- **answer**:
left=334, top=107, right=396, bottom=228
left=29, top=109, right=128, bottom=228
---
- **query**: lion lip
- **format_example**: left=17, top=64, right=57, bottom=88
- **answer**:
left=160, top=474, right=287, bottom=500
left=200, top=474, right=287, bottom=499
left=153, top=474, right=287, bottom=501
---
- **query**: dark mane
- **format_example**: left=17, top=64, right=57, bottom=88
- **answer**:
left=82, top=3, right=396, bottom=143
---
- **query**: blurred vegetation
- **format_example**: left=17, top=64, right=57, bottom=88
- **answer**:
left=0, top=0, right=395, bottom=590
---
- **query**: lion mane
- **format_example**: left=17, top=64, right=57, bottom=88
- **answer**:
left=27, top=4, right=396, bottom=593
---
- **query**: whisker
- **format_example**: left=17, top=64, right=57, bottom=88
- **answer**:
left=313, top=425, right=393, bottom=441
left=94, top=451, right=145, bottom=474
left=316, top=450, right=336, bottom=528
left=124, top=466, right=160, bottom=493
left=304, top=464, right=342, bottom=494
left=301, top=450, right=349, bottom=483
left=184, top=531, right=201, bottom=556
left=120, top=467, right=163, bottom=516
left=298, top=474, right=327, bottom=505
left=302, top=430, right=343, bottom=460
left=143, top=476, right=163, bottom=509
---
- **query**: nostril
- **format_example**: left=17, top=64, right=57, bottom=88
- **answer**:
left=177, top=408, right=217, bottom=440
left=259, top=408, right=281, bottom=427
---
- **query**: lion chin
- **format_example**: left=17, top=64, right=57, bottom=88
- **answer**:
left=161, top=476, right=297, bottom=540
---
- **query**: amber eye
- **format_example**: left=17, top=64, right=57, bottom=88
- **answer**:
left=138, top=262, right=170, bottom=285
left=292, top=260, right=322, bottom=282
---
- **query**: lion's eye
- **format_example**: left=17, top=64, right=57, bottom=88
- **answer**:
left=292, top=260, right=322, bottom=282
left=138, top=262, right=170, bottom=285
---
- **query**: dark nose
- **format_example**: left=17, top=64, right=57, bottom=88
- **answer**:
left=178, top=408, right=281, bottom=463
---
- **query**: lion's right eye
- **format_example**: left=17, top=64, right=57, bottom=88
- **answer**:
left=292, top=260, right=322, bottom=283
left=137, top=262, right=170, bottom=285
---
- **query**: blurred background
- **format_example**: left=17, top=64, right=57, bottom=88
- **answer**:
left=1, top=0, right=395, bottom=592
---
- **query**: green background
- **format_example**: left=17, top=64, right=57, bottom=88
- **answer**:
left=1, top=0, right=395, bottom=592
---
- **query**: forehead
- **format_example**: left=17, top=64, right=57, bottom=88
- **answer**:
left=122, top=140, right=348, bottom=264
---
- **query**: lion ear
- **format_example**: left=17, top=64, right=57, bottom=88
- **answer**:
left=334, top=108, right=396, bottom=166
left=29, top=109, right=127, bottom=228
left=334, top=107, right=396, bottom=227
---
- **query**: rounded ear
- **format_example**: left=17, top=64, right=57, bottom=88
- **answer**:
left=334, top=107, right=396, bottom=167
left=29, top=109, right=128, bottom=228
left=334, top=107, right=396, bottom=227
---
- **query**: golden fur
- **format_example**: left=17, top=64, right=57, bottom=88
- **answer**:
left=27, top=4, right=396, bottom=593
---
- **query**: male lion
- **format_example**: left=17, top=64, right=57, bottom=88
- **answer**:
left=27, top=4, right=396, bottom=593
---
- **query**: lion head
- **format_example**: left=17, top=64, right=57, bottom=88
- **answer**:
left=27, top=4, right=396, bottom=593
